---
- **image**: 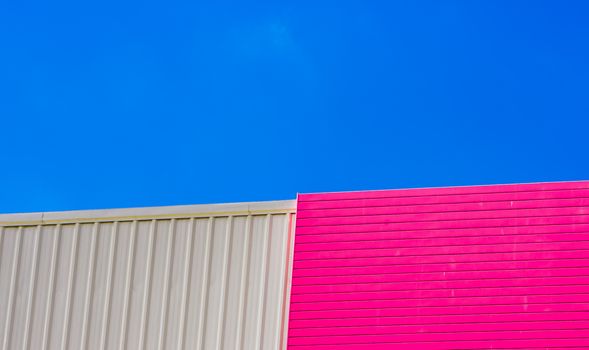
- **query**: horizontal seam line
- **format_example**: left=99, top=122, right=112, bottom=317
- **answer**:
left=297, top=202, right=589, bottom=220
left=292, top=266, right=589, bottom=282
left=291, top=275, right=589, bottom=288
left=290, top=294, right=589, bottom=310
left=291, top=282, right=589, bottom=296
left=293, top=256, right=589, bottom=271
left=298, top=194, right=589, bottom=210
left=293, top=247, right=589, bottom=262
left=296, top=212, right=589, bottom=228
left=294, top=237, right=589, bottom=254
left=296, top=218, right=589, bottom=236
left=289, top=301, right=589, bottom=315
left=294, top=230, right=589, bottom=247
left=288, top=336, right=589, bottom=346
left=289, top=324, right=589, bottom=338
left=289, top=318, right=589, bottom=330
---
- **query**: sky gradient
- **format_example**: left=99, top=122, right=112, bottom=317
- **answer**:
left=1, top=0, right=588, bottom=213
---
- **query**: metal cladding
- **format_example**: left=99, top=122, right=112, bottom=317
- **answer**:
left=289, top=181, right=589, bottom=349
left=0, top=200, right=296, bottom=350
left=2, top=180, right=589, bottom=350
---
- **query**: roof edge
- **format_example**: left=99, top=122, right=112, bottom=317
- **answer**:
left=299, top=179, right=589, bottom=196
left=0, top=199, right=296, bottom=227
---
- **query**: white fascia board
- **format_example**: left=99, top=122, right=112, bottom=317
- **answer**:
left=0, top=199, right=296, bottom=226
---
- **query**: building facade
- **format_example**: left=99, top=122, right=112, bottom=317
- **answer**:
left=0, top=201, right=296, bottom=350
left=1, top=180, right=588, bottom=349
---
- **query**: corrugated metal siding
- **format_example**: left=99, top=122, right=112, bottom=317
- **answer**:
left=0, top=200, right=296, bottom=350
left=288, top=181, right=589, bottom=349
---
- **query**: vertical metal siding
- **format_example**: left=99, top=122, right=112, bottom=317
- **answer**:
left=288, top=181, right=589, bottom=349
left=0, top=200, right=296, bottom=350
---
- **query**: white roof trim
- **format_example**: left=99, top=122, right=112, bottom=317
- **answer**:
left=0, top=199, right=296, bottom=226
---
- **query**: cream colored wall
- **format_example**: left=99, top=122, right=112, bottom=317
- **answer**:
left=0, top=200, right=296, bottom=350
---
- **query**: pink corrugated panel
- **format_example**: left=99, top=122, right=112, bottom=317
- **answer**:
left=288, top=181, right=589, bottom=349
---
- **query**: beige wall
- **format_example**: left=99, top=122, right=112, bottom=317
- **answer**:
left=0, top=200, right=296, bottom=350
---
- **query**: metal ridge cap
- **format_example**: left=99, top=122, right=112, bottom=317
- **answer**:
left=0, top=199, right=296, bottom=226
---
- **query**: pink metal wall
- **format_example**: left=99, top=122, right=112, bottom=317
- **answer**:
left=288, top=181, right=589, bottom=349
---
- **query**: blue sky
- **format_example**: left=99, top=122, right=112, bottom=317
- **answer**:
left=1, top=1, right=588, bottom=213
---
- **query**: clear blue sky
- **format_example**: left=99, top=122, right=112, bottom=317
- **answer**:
left=1, top=1, right=588, bottom=213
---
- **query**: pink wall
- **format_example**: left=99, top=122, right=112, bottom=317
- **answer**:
left=288, top=181, right=589, bottom=349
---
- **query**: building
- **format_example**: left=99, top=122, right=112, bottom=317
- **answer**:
left=1, top=180, right=588, bottom=349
